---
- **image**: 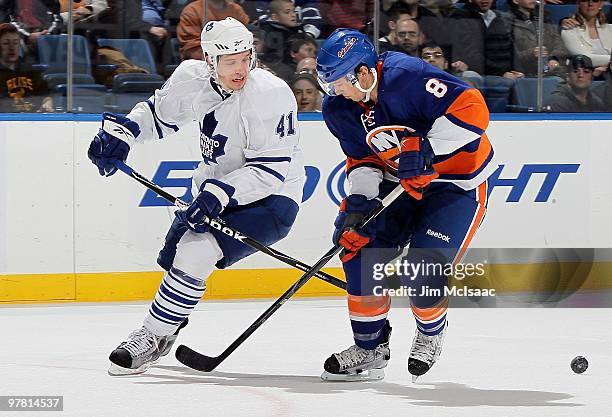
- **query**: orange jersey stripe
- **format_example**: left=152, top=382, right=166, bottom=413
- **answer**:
left=412, top=298, right=449, bottom=322
left=446, top=88, right=490, bottom=132
left=432, top=134, right=492, bottom=176
left=454, top=181, right=488, bottom=264
left=348, top=294, right=391, bottom=317
left=345, top=155, right=387, bottom=173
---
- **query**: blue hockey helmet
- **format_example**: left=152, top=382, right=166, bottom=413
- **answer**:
left=316, top=28, right=378, bottom=96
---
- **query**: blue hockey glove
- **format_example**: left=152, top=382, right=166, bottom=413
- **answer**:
left=397, top=133, right=438, bottom=200
left=177, top=179, right=235, bottom=233
left=87, top=113, right=139, bottom=177
left=333, top=194, right=379, bottom=262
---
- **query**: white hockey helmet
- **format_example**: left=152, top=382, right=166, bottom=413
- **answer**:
left=200, top=18, right=257, bottom=80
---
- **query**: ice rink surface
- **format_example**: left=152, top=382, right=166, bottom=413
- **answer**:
left=2, top=298, right=611, bottom=417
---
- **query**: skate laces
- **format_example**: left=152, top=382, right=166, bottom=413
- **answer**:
left=411, top=330, right=444, bottom=364
left=120, top=327, right=158, bottom=358
left=335, top=345, right=371, bottom=370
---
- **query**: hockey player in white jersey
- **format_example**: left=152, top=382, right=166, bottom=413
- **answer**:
left=87, top=17, right=305, bottom=375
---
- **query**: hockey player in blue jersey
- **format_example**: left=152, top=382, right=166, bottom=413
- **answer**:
left=316, top=29, right=495, bottom=381
left=87, top=18, right=305, bottom=375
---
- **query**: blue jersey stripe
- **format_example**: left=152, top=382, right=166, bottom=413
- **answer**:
left=246, top=164, right=286, bottom=181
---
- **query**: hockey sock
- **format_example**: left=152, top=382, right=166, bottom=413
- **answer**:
left=348, top=294, right=391, bottom=349
left=144, top=267, right=206, bottom=336
left=412, top=297, right=448, bottom=336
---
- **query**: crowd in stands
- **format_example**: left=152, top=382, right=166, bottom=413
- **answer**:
left=1, top=0, right=612, bottom=113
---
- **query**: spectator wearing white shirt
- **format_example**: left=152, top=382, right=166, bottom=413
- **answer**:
left=561, top=0, right=612, bottom=77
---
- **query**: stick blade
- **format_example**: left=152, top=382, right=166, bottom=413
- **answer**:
left=175, top=344, right=221, bottom=372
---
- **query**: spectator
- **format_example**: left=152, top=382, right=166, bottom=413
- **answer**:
left=289, top=72, right=321, bottom=111
left=256, top=0, right=324, bottom=38
left=380, top=1, right=448, bottom=48
left=177, top=0, right=250, bottom=60
left=5, top=0, right=63, bottom=48
left=318, top=0, right=375, bottom=36
left=0, top=23, right=53, bottom=112
left=545, top=54, right=605, bottom=111
left=247, top=24, right=276, bottom=74
left=59, top=0, right=107, bottom=24
left=141, top=0, right=172, bottom=73
left=592, top=52, right=612, bottom=108
left=295, top=56, right=316, bottom=74
left=561, top=0, right=612, bottom=76
left=259, top=0, right=308, bottom=64
left=268, top=35, right=317, bottom=81
left=503, top=0, right=568, bottom=76
left=379, top=17, right=423, bottom=56
left=452, top=0, right=520, bottom=79
left=95, top=0, right=161, bottom=38
left=420, top=42, right=483, bottom=83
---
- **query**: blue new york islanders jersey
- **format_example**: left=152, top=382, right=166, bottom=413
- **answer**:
left=322, top=52, right=495, bottom=196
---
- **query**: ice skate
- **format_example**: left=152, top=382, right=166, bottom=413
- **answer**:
left=108, top=318, right=188, bottom=376
left=408, top=321, right=447, bottom=382
left=321, top=321, right=391, bottom=381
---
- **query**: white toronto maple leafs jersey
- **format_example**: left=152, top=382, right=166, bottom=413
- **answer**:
left=126, top=60, right=305, bottom=206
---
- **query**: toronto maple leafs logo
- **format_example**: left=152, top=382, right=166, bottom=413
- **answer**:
left=199, top=111, right=228, bottom=165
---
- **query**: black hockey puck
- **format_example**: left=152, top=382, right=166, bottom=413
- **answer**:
left=570, top=356, right=588, bottom=374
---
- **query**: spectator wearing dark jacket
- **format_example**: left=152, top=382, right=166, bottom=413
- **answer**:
left=259, top=0, right=308, bottom=64
left=503, top=0, right=568, bottom=77
left=256, top=0, right=323, bottom=39
left=592, top=52, right=612, bottom=109
left=452, top=0, right=517, bottom=77
left=381, top=1, right=449, bottom=49
left=546, top=54, right=605, bottom=111
left=379, top=16, right=423, bottom=56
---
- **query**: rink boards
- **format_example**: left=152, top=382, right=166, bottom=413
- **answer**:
left=1, top=114, right=611, bottom=303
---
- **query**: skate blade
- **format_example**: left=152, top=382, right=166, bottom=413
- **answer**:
left=321, top=368, right=385, bottom=382
left=108, top=362, right=151, bottom=376
left=411, top=375, right=419, bottom=383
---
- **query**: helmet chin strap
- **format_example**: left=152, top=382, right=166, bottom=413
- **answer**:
left=354, top=68, right=378, bottom=102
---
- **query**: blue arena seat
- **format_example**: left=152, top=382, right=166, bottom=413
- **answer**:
left=37, top=35, right=92, bottom=75
left=511, top=76, right=563, bottom=111
left=97, top=38, right=158, bottom=75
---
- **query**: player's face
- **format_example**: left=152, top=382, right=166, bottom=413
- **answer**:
left=292, top=79, right=320, bottom=111
left=273, top=4, right=298, bottom=27
left=216, top=50, right=252, bottom=91
left=328, top=71, right=373, bottom=102
left=328, top=76, right=361, bottom=101
left=0, top=33, right=20, bottom=64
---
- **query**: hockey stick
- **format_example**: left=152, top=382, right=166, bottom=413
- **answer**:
left=114, top=160, right=346, bottom=291
left=175, top=183, right=405, bottom=372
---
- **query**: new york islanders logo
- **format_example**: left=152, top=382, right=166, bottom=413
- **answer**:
left=337, top=37, right=357, bottom=58
left=199, top=111, right=228, bottom=165
left=366, top=125, right=416, bottom=170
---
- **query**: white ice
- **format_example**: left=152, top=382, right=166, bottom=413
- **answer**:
left=1, top=299, right=610, bottom=417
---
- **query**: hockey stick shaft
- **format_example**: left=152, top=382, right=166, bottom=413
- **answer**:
left=175, top=183, right=405, bottom=372
left=114, top=161, right=346, bottom=291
